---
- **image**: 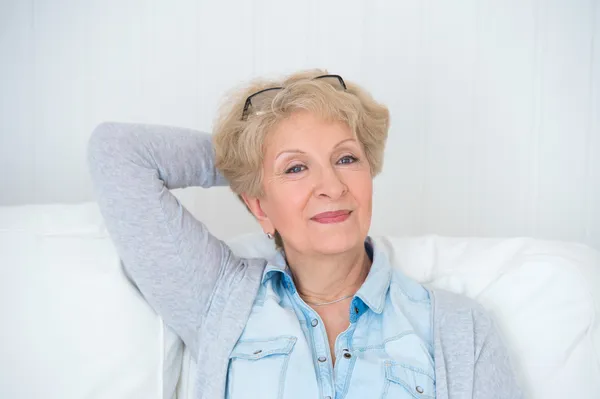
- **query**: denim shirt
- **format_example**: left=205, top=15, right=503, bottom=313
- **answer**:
left=225, top=238, right=435, bottom=399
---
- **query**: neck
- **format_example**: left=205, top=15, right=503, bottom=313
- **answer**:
left=284, top=243, right=371, bottom=304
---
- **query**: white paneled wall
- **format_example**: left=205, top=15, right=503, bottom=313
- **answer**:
left=1, top=0, right=599, bottom=250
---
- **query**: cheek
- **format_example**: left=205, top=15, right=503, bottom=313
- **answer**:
left=348, top=170, right=373, bottom=198
left=348, top=173, right=373, bottom=217
left=264, top=181, right=312, bottom=223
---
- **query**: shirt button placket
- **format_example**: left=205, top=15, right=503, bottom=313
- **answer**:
left=309, top=313, right=333, bottom=398
left=317, top=354, right=333, bottom=396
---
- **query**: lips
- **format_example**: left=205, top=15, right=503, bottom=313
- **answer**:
left=311, top=210, right=352, bottom=224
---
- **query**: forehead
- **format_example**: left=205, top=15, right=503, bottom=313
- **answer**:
left=266, top=111, right=355, bottom=150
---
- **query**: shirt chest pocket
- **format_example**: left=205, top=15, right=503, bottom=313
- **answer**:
left=226, top=336, right=297, bottom=399
left=382, top=362, right=435, bottom=399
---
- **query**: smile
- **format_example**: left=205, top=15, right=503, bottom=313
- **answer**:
left=310, top=210, right=352, bottom=224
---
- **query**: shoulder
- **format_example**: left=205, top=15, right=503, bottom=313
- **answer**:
left=430, top=288, right=493, bottom=325
left=429, top=288, right=498, bottom=351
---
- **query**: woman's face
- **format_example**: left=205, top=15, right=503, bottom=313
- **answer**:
left=245, top=111, right=373, bottom=256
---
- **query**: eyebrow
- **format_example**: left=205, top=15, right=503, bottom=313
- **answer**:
left=274, top=138, right=357, bottom=161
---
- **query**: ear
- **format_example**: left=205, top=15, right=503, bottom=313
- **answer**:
left=241, top=193, right=275, bottom=234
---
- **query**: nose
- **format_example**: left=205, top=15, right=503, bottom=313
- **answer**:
left=313, top=164, right=348, bottom=200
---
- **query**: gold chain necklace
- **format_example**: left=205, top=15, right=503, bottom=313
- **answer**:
left=303, top=294, right=354, bottom=307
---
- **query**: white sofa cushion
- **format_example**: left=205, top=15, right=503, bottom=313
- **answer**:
left=0, top=203, right=182, bottom=399
left=176, top=233, right=600, bottom=399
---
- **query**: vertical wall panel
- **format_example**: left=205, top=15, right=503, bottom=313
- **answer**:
left=0, top=0, right=35, bottom=204
left=305, top=0, right=367, bottom=79
left=364, top=0, right=428, bottom=236
left=77, top=0, right=150, bottom=125
left=137, top=0, right=202, bottom=128
left=32, top=0, right=93, bottom=203
left=470, top=0, right=536, bottom=237
left=192, top=0, right=260, bottom=240
left=252, top=0, right=311, bottom=75
left=586, top=0, right=599, bottom=250
left=196, top=0, right=255, bottom=130
left=420, top=0, right=479, bottom=235
left=535, top=0, right=595, bottom=241
left=527, top=0, right=546, bottom=238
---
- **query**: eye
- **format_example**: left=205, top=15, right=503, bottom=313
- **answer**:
left=285, top=164, right=306, bottom=174
left=338, top=155, right=358, bottom=165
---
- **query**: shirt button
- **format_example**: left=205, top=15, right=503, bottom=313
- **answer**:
left=343, top=352, right=352, bottom=359
left=324, top=397, right=332, bottom=399
left=354, top=307, right=359, bottom=314
left=416, top=386, right=424, bottom=394
left=317, top=356, right=327, bottom=362
left=311, top=319, right=318, bottom=327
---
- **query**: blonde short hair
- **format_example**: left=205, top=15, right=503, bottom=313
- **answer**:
left=213, top=69, right=390, bottom=198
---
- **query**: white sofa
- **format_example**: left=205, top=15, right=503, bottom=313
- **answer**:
left=1, top=202, right=599, bottom=399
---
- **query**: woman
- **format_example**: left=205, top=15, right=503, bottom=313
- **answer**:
left=88, top=70, right=521, bottom=399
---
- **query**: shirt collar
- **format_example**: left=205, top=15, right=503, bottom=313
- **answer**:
left=352, top=237, right=392, bottom=316
left=260, top=237, right=394, bottom=313
left=261, top=249, right=295, bottom=291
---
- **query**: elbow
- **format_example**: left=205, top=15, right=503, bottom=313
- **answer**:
left=87, top=121, right=131, bottom=157
left=88, top=122, right=120, bottom=153
left=86, top=122, right=123, bottom=177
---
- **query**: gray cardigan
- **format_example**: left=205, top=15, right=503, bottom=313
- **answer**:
left=87, top=122, right=522, bottom=399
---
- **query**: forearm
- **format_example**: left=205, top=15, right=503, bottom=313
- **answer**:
left=87, top=122, right=228, bottom=191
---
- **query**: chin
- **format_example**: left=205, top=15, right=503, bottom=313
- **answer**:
left=311, top=232, right=364, bottom=255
